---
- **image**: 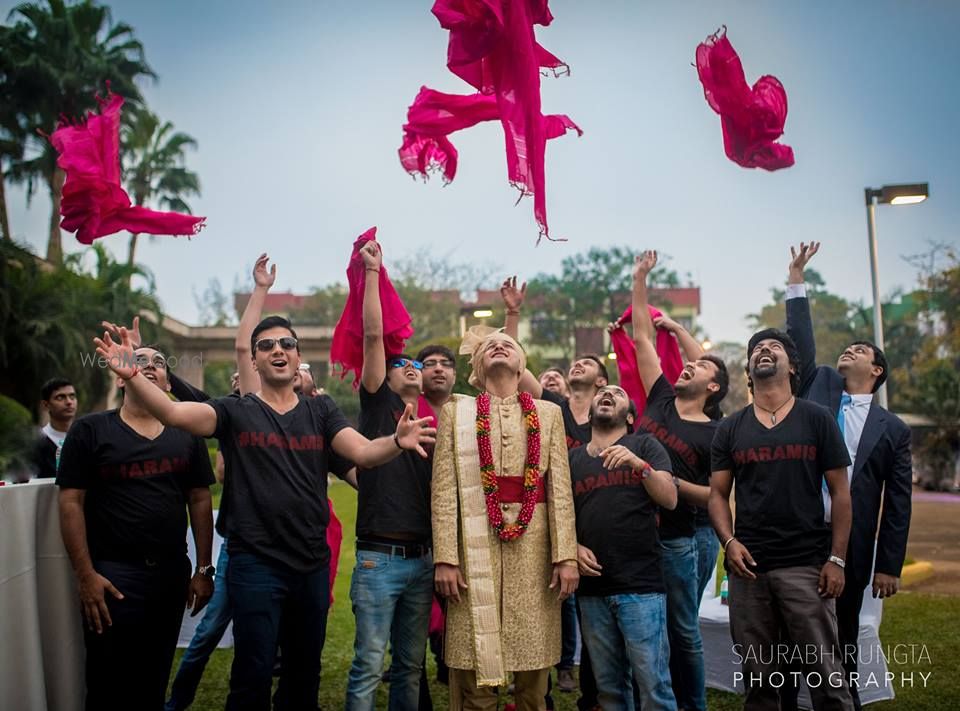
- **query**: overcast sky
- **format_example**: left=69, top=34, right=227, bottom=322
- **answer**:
left=5, top=0, right=958, bottom=344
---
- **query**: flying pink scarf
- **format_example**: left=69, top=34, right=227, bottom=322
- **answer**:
left=695, top=28, right=794, bottom=171
left=49, top=92, right=205, bottom=244
left=330, top=227, right=415, bottom=386
left=399, top=0, right=581, bottom=242
left=610, top=305, right=685, bottom=418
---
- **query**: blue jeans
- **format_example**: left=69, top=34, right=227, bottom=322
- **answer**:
left=578, top=593, right=677, bottom=711
left=558, top=593, right=579, bottom=670
left=345, top=549, right=434, bottom=711
left=694, top=525, right=720, bottom=602
left=661, top=536, right=706, bottom=711
left=166, top=544, right=232, bottom=711
left=225, top=550, right=330, bottom=711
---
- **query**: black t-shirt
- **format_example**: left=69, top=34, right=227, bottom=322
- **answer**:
left=355, top=381, right=432, bottom=541
left=212, top=393, right=350, bottom=573
left=56, top=411, right=214, bottom=561
left=570, top=433, right=673, bottom=597
left=637, top=375, right=719, bottom=537
left=33, top=435, right=59, bottom=478
left=711, top=398, right=850, bottom=573
left=541, top=389, right=592, bottom=450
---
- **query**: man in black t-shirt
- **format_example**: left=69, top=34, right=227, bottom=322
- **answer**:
left=345, top=240, right=447, bottom=711
left=93, top=314, right=436, bottom=711
left=628, top=250, right=730, bottom=711
left=57, top=346, right=215, bottom=711
left=572, top=385, right=679, bottom=710
left=709, top=329, right=854, bottom=710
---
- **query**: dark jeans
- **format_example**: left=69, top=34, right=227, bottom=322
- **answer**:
left=557, top=594, right=579, bottom=670
left=166, top=543, right=232, bottom=710
left=84, top=556, right=190, bottom=711
left=729, top=565, right=853, bottom=711
left=225, top=550, right=330, bottom=711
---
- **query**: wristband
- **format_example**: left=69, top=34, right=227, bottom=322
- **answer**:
left=722, top=536, right=736, bottom=552
left=637, top=460, right=653, bottom=480
left=392, top=432, right=403, bottom=450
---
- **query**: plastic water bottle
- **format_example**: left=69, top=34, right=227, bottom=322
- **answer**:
left=720, top=575, right=729, bottom=606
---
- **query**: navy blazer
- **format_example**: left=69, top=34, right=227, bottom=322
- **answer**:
left=786, top=295, right=913, bottom=586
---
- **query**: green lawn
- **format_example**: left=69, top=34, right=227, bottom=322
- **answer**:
left=174, top=482, right=959, bottom=709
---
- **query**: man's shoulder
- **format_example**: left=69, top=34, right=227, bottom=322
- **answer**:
left=534, top=397, right=562, bottom=417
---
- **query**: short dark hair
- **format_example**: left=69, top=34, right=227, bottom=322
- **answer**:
left=41, top=378, right=73, bottom=401
left=577, top=354, right=609, bottom=383
left=626, top=397, right=638, bottom=426
left=250, top=316, right=299, bottom=354
left=541, top=366, right=566, bottom=377
left=849, top=340, right=888, bottom=392
left=700, top=354, right=729, bottom=420
left=416, top=344, right=456, bottom=364
left=746, top=328, right=801, bottom=395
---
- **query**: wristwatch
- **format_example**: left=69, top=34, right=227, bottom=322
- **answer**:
left=197, top=564, right=216, bottom=578
left=827, top=555, right=846, bottom=569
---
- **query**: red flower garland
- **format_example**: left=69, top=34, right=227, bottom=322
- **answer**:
left=476, top=391, right=542, bottom=540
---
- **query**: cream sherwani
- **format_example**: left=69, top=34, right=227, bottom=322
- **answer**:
left=431, top=393, right=578, bottom=686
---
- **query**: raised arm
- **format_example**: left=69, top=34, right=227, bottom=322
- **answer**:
left=359, top=241, right=386, bottom=393
left=94, top=328, right=218, bottom=436
left=236, top=253, right=276, bottom=396
left=500, top=275, right=526, bottom=342
left=631, top=251, right=664, bottom=395
left=654, top=314, right=704, bottom=364
left=784, top=242, right=820, bottom=395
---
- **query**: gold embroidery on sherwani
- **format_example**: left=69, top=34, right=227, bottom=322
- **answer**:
left=431, top=394, right=579, bottom=678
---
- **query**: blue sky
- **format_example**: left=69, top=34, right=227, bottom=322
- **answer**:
left=4, top=0, right=958, bottom=344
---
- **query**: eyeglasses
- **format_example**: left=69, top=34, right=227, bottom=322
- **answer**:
left=390, top=358, right=423, bottom=370
left=422, top=358, right=455, bottom=369
left=135, top=353, right=167, bottom=369
left=255, top=337, right=299, bottom=352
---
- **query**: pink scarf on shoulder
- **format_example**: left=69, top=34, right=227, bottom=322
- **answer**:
left=399, top=0, right=581, bottom=242
left=49, top=92, right=205, bottom=244
left=695, top=27, right=794, bottom=171
left=610, top=305, right=685, bottom=419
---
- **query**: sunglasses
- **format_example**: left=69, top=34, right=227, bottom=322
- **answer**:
left=390, top=358, right=423, bottom=370
left=255, top=337, right=299, bottom=352
left=422, top=358, right=456, bottom=369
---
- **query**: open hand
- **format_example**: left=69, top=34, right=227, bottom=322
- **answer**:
left=253, top=253, right=277, bottom=289
left=92, top=327, right=138, bottom=379
left=788, top=242, right=820, bottom=284
left=395, top=403, right=437, bottom=458
left=77, top=570, right=124, bottom=634
left=101, top=315, right=142, bottom=349
left=633, top=250, right=658, bottom=279
left=500, top=275, right=527, bottom=312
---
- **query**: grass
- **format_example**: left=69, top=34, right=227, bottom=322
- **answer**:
left=173, top=482, right=959, bottom=709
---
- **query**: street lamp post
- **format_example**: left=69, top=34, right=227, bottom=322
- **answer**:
left=863, top=182, right=929, bottom=408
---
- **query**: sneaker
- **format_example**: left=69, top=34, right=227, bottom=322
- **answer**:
left=557, top=668, right=577, bottom=693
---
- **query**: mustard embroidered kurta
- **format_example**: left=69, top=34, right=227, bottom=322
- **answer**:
left=431, top=394, right=578, bottom=677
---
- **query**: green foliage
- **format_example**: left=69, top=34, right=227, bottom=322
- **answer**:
left=203, top=360, right=236, bottom=399
left=298, top=284, right=348, bottom=326
left=0, top=393, right=35, bottom=479
left=0, top=239, right=161, bottom=416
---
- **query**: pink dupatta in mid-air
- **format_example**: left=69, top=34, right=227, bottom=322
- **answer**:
left=696, top=28, right=794, bottom=171
left=49, top=92, right=205, bottom=244
left=399, top=0, right=582, bottom=242
left=610, top=305, right=685, bottom=420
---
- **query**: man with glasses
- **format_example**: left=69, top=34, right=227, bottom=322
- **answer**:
left=57, top=346, right=215, bottom=710
left=345, top=240, right=440, bottom=711
left=93, top=310, right=435, bottom=710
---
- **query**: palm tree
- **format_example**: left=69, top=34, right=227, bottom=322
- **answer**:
left=121, top=104, right=201, bottom=273
left=4, top=0, right=154, bottom=264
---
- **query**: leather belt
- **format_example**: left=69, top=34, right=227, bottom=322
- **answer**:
left=356, top=540, right=431, bottom=559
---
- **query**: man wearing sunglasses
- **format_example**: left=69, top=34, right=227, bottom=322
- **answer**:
left=57, top=346, right=215, bottom=710
left=344, top=240, right=442, bottom=711
left=93, top=313, right=435, bottom=711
